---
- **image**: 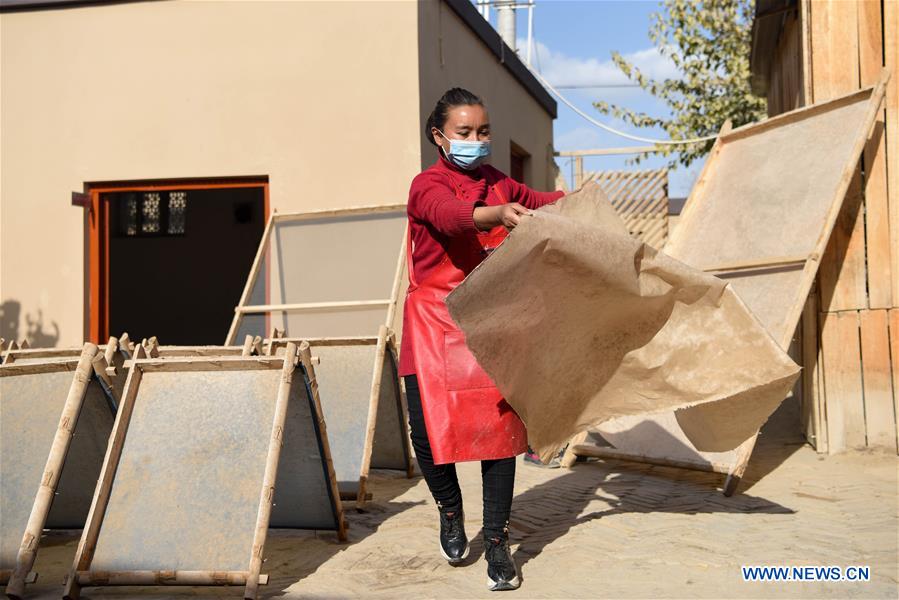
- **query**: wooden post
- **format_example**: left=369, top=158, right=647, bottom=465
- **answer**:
left=386, top=223, right=408, bottom=333
left=818, top=169, right=867, bottom=311
left=244, top=343, right=298, bottom=600
left=118, top=332, right=133, bottom=354
left=560, top=431, right=589, bottom=468
left=90, top=338, right=117, bottom=389
left=76, top=571, right=269, bottom=586
left=64, top=344, right=147, bottom=600
left=386, top=332, right=415, bottom=478
left=6, top=344, right=99, bottom=599
left=574, top=156, right=584, bottom=189
left=296, top=342, right=348, bottom=540
left=356, top=325, right=390, bottom=509
left=800, top=291, right=825, bottom=452
left=722, top=436, right=757, bottom=496
left=571, top=443, right=732, bottom=474
left=227, top=214, right=275, bottom=345
left=240, top=334, right=262, bottom=356
left=236, top=299, right=392, bottom=314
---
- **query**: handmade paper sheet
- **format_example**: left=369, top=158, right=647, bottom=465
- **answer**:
left=447, top=185, right=800, bottom=462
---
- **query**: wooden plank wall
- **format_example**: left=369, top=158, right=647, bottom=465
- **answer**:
left=766, top=12, right=805, bottom=115
left=768, top=0, right=897, bottom=454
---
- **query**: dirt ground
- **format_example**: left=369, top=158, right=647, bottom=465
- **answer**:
left=21, top=398, right=899, bottom=599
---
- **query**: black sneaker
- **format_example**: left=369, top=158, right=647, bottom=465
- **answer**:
left=523, top=445, right=567, bottom=468
left=438, top=507, right=469, bottom=564
left=484, top=533, right=520, bottom=591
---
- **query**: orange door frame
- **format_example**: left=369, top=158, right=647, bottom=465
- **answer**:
left=85, top=178, right=270, bottom=344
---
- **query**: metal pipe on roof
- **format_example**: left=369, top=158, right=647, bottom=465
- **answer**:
left=496, top=0, right=516, bottom=52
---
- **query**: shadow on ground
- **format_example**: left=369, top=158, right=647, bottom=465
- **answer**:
left=502, top=398, right=805, bottom=580
left=262, top=469, right=423, bottom=598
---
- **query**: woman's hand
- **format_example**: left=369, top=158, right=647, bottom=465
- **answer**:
left=473, top=203, right=531, bottom=231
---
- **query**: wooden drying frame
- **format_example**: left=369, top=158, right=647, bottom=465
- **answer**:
left=1, top=334, right=133, bottom=365
left=561, top=73, right=890, bottom=497
left=4, top=344, right=101, bottom=599
left=1, top=339, right=30, bottom=364
left=62, top=342, right=346, bottom=600
left=122, top=335, right=263, bottom=363
left=264, top=326, right=415, bottom=509
left=224, top=204, right=408, bottom=345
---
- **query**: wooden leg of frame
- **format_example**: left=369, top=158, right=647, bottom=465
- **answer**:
left=8, top=344, right=98, bottom=599
left=297, top=342, right=348, bottom=542
left=560, top=431, right=589, bottom=468
left=241, top=335, right=254, bottom=356
left=62, top=573, right=81, bottom=600
left=357, top=326, right=389, bottom=510
left=64, top=345, right=146, bottom=600
left=118, top=332, right=133, bottom=354
left=722, top=433, right=758, bottom=496
left=386, top=332, right=415, bottom=479
left=244, top=343, right=298, bottom=600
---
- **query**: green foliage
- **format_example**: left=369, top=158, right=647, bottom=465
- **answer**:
left=595, top=0, right=767, bottom=167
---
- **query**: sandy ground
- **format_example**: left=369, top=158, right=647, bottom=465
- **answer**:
left=17, top=398, right=899, bottom=599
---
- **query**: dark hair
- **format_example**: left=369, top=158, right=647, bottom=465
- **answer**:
left=425, top=87, right=485, bottom=146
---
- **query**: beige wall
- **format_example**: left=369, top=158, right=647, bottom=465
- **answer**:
left=1, top=0, right=422, bottom=346
left=417, top=1, right=557, bottom=191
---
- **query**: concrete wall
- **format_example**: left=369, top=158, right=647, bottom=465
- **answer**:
left=1, top=0, right=422, bottom=346
left=417, top=1, right=557, bottom=190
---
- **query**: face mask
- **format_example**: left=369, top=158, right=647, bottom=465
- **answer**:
left=438, top=129, right=491, bottom=170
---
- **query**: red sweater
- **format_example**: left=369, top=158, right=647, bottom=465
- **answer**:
left=398, top=156, right=565, bottom=376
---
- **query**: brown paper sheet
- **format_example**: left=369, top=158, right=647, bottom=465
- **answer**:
left=446, top=184, right=800, bottom=462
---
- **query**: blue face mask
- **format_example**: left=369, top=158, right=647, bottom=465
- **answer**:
left=438, top=130, right=491, bottom=170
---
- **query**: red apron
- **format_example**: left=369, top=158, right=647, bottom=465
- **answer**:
left=404, top=173, right=528, bottom=465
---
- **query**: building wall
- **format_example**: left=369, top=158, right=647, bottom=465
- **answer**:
left=416, top=1, right=557, bottom=191
left=755, top=0, right=898, bottom=455
left=765, top=12, right=806, bottom=115
left=1, top=0, right=422, bottom=346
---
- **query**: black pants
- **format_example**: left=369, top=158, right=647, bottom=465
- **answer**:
left=404, top=375, right=516, bottom=539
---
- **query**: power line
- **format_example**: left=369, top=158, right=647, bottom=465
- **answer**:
left=530, top=39, right=718, bottom=146
left=554, top=84, right=641, bottom=89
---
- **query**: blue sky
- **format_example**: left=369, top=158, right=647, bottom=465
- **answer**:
left=477, top=0, right=707, bottom=197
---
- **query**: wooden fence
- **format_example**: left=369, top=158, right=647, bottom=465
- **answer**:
left=584, top=168, right=670, bottom=249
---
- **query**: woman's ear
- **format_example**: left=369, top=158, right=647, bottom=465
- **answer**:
left=431, top=127, right=445, bottom=149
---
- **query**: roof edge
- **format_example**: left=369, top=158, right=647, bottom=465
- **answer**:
left=0, top=0, right=150, bottom=12
left=443, top=0, right=557, bottom=118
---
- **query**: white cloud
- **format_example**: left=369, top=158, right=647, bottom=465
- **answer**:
left=521, top=39, right=679, bottom=88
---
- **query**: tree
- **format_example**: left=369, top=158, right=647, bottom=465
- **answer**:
left=595, top=0, right=766, bottom=167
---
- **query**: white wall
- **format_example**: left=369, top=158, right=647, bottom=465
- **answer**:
left=1, top=0, right=421, bottom=345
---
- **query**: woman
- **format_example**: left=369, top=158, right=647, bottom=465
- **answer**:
left=400, top=87, right=565, bottom=591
